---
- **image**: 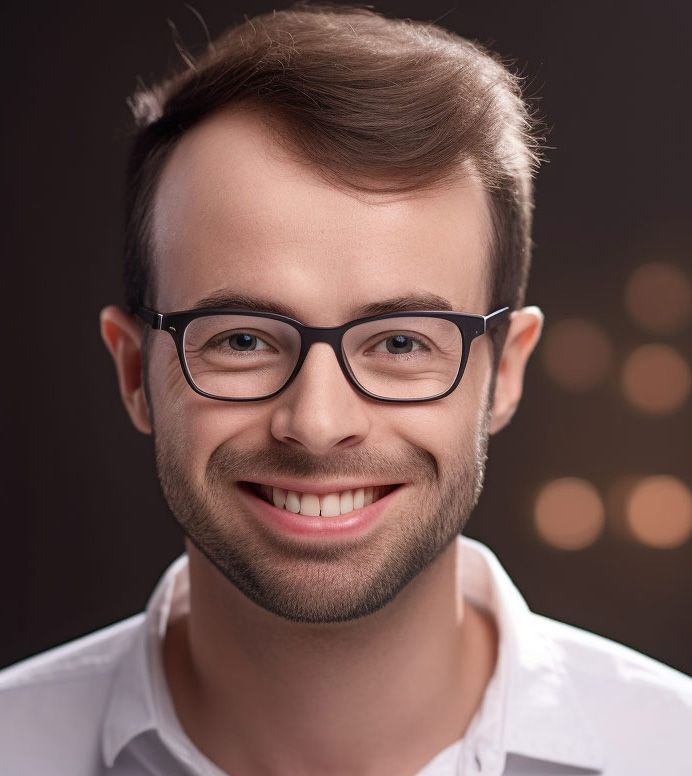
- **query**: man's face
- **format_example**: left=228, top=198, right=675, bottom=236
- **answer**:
left=146, top=107, right=496, bottom=624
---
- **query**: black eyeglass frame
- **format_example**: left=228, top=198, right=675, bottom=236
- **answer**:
left=135, top=304, right=511, bottom=404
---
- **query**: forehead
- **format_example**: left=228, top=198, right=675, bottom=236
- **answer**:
left=151, top=107, right=494, bottom=322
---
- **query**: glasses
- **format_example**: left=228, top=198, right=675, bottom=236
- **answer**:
left=135, top=304, right=510, bottom=403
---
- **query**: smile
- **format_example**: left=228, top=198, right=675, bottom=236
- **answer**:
left=240, top=481, right=400, bottom=518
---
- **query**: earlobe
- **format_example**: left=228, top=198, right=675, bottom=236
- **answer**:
left=488, top=306, right=544, bottom=435
left=99, top=305, right=152, bottom=435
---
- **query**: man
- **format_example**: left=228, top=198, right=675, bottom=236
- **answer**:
left=1, top=3, right=690, bottom=775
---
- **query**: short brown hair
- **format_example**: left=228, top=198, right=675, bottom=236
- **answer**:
left=124, top=1, right=546, bottom=370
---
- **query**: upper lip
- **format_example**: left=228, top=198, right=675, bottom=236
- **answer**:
left=241, top=478, right=403, bottom=496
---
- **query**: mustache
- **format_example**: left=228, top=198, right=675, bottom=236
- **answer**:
left=207, top=443, right=438, bottom=485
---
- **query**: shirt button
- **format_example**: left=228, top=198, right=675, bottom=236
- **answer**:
left=474, top=751, right=483, bottom=771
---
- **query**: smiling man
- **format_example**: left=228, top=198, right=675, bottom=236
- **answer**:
left=1, top=3, right=691, bottom=776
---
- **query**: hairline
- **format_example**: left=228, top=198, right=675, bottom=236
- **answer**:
left=144, top=105, right=497, bottom=315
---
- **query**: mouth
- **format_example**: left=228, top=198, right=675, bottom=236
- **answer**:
left=238, top=481, right=401, bottom=518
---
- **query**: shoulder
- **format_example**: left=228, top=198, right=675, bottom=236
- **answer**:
left=533, top=611, right=692, bottom=695
left=0, top=613, right=144, bottom=692
left=0, top=613, right=144, bottom=774
left=532, top=612, right=692, bottom=771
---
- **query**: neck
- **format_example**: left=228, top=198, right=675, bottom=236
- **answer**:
left=163, top=538, right=498, bottom=776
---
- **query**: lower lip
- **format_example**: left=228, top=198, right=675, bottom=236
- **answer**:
left=236, top=483, right=404, bottom=541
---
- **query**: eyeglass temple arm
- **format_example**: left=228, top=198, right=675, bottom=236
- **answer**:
left=134, top=305, right=164, bottom=330
left=484, top=306, right=511, bottom=332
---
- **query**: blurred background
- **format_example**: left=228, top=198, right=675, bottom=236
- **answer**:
left=1, top=0, right=690, bottom=674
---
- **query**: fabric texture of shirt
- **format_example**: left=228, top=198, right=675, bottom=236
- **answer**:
left=1, top=534, right=691, bottom=775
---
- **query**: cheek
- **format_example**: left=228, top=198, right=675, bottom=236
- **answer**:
left=387, top=398, right=472, bottom=461
left=386, top=358, right=490, bottom=474
left=151, top=357, right=274, bottom=477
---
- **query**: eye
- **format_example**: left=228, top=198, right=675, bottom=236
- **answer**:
left=371, top=334, right=428, bottom=355
left=209, top=331, right=273, bottom=352
left=228, top=333, right=263, bottom=351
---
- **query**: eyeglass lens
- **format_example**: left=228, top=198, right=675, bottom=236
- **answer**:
left=182, top=314, right=464, bottom=400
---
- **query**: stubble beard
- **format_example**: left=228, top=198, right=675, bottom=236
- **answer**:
left=153, top=401, right=492, bottom=625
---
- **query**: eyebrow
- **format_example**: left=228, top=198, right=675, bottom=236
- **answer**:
left=190, top=290, right=456, bottom=319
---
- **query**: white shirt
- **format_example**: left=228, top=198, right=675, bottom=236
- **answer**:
left=1, top=535, right=690, bottom=775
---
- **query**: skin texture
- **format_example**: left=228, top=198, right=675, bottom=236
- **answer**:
left=100, top=106, right=543, bottom=776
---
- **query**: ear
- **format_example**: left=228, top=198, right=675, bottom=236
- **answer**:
left=488, top=306, right=544, bottom=435
left=99, top=305, right=152, bottom=434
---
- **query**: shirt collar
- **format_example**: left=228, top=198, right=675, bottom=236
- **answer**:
left=101, top=553, right=191, bottom=768
left=459, top=537, right=605, bottom=773
left=101, top=536, right=606, bottom=772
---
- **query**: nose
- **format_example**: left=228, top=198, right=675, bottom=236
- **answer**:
left=269, top=342, right=371, bottom=455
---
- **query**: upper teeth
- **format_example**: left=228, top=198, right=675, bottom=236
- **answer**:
left=256, top=484, right=387, bottom=517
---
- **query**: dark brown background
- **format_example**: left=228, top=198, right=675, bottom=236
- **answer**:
left=1, top=0, right=690, bottom=674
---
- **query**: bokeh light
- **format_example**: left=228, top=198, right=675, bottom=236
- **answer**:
left=534, top=477, right=605, bottom=550
left=606, top=476, right=641, bottom=540
left=625, top=476, right=692, bottom=548
left=541, top=318, right=612, bottom=391
left=624, top=261, right=692, bottom=334
left=621, top=344, right=691, bottom=415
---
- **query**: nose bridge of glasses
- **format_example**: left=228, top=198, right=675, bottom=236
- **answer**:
left=300, top=324, right=346, bottom=354
left=286, top=338, right=359, bottom=401
left=295, top=326, right=349, bottom=381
